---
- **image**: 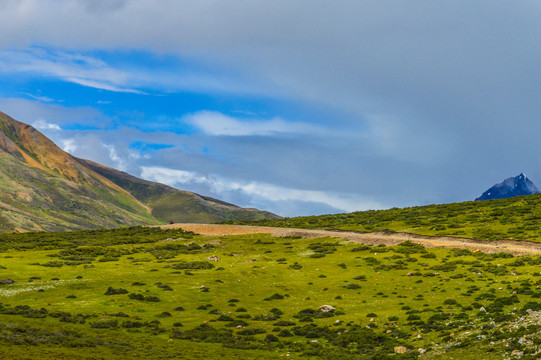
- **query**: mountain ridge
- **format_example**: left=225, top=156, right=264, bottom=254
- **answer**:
left=76, top=157, right=280, bottom=224
left=0, top=111, right=279, bottom=233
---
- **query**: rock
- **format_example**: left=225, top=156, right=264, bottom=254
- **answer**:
left=418, top=348, right=426, bottom=355
left=174, top=306, right=185, bottom=311
left=394, top=346, right=407, bottom=354
left=511, top=350, right=523, bottom=358
left=479, top=306, right=487, bottom=312
left=206, top=255, right=220, bottom=261
left=0, top=279, right=15, bottom=285
left=318, top=305, right=335, bottom=312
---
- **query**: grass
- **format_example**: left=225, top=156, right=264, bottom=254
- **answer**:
left=0, top=227, right=541, bottom=358
left=231, top=193, right=541, bottom=242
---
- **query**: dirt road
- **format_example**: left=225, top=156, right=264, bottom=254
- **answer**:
left=160, top=223, right=541, bottom=255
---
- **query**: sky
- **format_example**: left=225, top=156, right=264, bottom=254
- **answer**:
left=1, top=1, right=541, bottom=217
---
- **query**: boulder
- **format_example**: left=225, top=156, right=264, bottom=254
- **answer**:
left=318, top=305, right=335, bottom=312
left=0, top=279, right=15, bottom=285
left=394, top=346, right=407, bottom=354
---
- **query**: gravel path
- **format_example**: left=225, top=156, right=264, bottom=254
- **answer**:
left=160, top=223, right=541, bottom=255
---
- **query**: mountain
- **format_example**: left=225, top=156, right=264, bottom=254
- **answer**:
left=0, top=111, right=279, bottom=233
left=76, top=158, right=280, bottom=223
left=475, top=173, right=540, bottom=201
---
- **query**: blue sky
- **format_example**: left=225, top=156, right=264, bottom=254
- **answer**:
left=1, top=1, right=541, bottom=216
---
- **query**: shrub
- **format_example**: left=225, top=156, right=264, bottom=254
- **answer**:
left=238, top=328, right=266, bottom=335
left=269, top=308, right=284, bottom=316
left=217, top=315, right=234, bottom=321
left=156, top=312, right=172, bottom=318
left=90, top=320, right=118, bottom=329
left=145, top=296, right=160, bottom=302
left=225, top=320, right=249, bottom=327
left=171, top=261, right=215, bottom=270
left=278, top=329, right=293, bottom=337
left=273, top=320, right=296, bottom=326
left=128, top=293, right=144, bottom=301
left=264, top=293, right=284, bottom=301
left=265, top=334, right=279, bottom=342
left=104, top=287, right=128, bottom=295
left=155, top=283, right=173, bottom=291
left=40, top=261, right=63, bottom=267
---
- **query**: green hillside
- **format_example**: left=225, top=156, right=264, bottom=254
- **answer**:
left=0, top=226, right=538, bottom=359
left=231, top=194, right=541, bottom=242
left=77, top=158, right=281, bottom=224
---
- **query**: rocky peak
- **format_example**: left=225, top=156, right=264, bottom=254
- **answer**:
left=476, top=173, right=540, bottom=201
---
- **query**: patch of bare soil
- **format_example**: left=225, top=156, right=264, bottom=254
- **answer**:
left=160, top=223, right=541, bottom=255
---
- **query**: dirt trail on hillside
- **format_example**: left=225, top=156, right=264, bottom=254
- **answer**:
left=160, top=223, right=541, bottom=255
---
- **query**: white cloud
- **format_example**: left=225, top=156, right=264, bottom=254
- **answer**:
left=61, top=139, right=77, bottom=154
left=32, top=119, right=61, bottom=131
left=184, top=110, right=323, bottom=137
left=0, top=47, right=144, bottom=94
left=64, top=77, right=146, bottom=94
left=101, top=143, right=141, bottom=172
left=140, top=166, right=384, bottom=213
left=23, top=93, right=55, bottom=102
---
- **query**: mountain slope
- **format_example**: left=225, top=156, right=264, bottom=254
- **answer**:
left=0, top=111, right=158, bottom=232
left=77, top=158, right=281, bottom=223
left=0, top=111, right=279, bottom=232
left=475, top=173, right=540, bottom=201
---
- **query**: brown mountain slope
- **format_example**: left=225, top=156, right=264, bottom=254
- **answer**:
left=0, top=111, right=158, bottom=232
left=0, top=111, right=279, bottom=232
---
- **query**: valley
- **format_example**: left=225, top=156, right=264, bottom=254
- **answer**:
left=0, top=226, right=540, bottom=359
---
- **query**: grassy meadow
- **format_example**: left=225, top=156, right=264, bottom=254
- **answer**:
left=232, top=194, right=541, bottom=242
left=0, top=227, right=540, bottom=358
